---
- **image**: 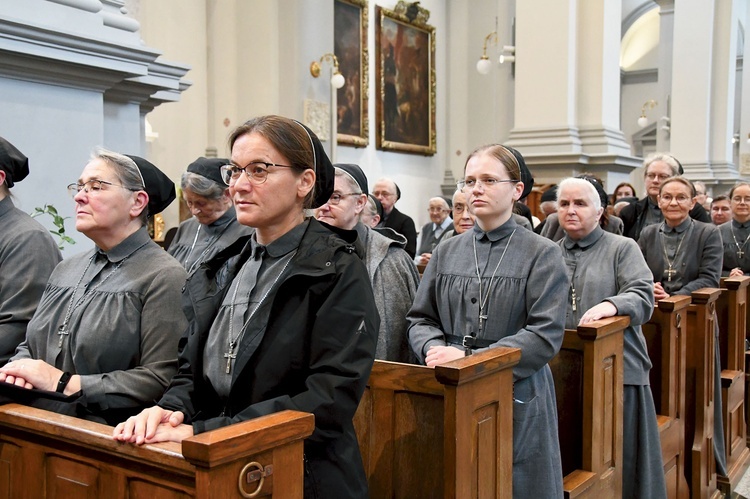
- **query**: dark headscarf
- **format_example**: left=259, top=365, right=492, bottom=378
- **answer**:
left=293, top=121, right=334, bottom=208
left=187, top=157, right=229, bottom=186
left=0, top=136, right=29, bottom=188
left=504, top=145, right=534, bottom=200
left=124, top=155, right=176, bottom=216
left=335, top=163, right=369, bottom=193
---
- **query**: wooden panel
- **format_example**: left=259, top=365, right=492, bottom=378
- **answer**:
left=127, top=479, right=191, bottom=499
left=45, top=455, right=100, bottom=499
left=600, top=355, right=615, bottom=469
left=0, top=441, right=19, bottom=499
left=475, top=404, right=498, bottom=499
left=551, top=349, right=584, bottom=476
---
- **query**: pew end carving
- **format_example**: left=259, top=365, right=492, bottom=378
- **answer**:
left=0, top=404, right=314, bottom=498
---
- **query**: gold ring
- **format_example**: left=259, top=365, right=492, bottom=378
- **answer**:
left=238, top=461, right=264, bottom=498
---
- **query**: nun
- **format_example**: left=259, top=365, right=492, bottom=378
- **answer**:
left=0, top=137, right=62, bottom=365
left=114, top=115, right=379, bottom=499
left=719, top=182, right=750, bottom=277
left=556, top=177, right=666, bottom=499
left=407, top=144, right=566, bottom=497
left=0, top=148, right=187, bottom=426
left=167, top=157, right=252, bottom=272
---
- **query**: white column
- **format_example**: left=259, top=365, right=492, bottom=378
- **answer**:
left=654, top=0, right=674, bottom=152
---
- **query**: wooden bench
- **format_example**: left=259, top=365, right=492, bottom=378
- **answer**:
left=0, top=404, right=314, bottom=498
left=643, top=295, right=690, bottom=499
left=549, top=316, right=626, bottom=499
left=353, top=347, right=520, bottom=498
left=685, top=289, right=722, bottom=499
left=716, top=277, right=750, bottom=495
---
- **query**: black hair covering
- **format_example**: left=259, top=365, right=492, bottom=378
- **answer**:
left=335, top=163, right=368, bottom=193
left=674, top=157, right=684, bottom=175
left=503, top=145, right=534, bottom=199
left=187, top=157, right=229, bottom=186
left=0, top=136, right=29, bottom=188
left=577, top=175, right=609, bottom=208
left=369, top=194, right=384, bottom=219
left=124, top=155, right=176, bottom=216
left=292, top=121, right=334, bottom=208
left=394, top=182, right=402, bottom=200
left=540, top=185, right=558, bottom=203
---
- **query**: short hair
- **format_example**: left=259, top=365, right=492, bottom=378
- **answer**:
left=361, top=195, right=379, bottom=220
left=463, top=144, right=521, bottom=181
left=711, top=194, right=729, bottom=206
left=92, top=147, right=148, bottom=226
left=180, top=172, right=226, bottom=200
left=228, top=115, right=316, bottom=209
left=558, top=177, right=603, bottom=213
left=335, top=167, right=362, bottom=194
left=693, top=181, right=707, bottom=194
left=429, top=196, right=449, bottom=211
left=659, top=176, right=695, bottom=197
left=613, top=182, right=636, bottom=198
left=729, top=182, right=750, bottom=200
left=374, top=177, right=398, bottom=197
left=643, top=153, right=681, bottom=177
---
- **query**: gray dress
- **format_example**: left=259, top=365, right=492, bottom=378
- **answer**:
left=719, top=219, right=750, bottom=276
left=559, top=227, right=666, bottom=499
left=408, top=216, right=566, bottom=498
left=11, top=227, right=188, bottom=425
left=167, top=206, right=252, bottom=273
left=0, top=197, right=61, bottom=364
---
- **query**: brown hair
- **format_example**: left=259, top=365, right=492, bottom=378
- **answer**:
left=659, top=176, right=695, bottom=197
left=613, top=182, right=636, bottom=199
left=729, top=182, right=750, bottom=200
left=228, top=115, right=316, bottom=209
left=463, top=144, right=521, bottom=181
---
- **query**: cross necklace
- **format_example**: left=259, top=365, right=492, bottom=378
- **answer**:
left=659, top=221, right=690, bottom=282
left=471, top=228, right=516, bottom=337
left=730, top=223, right=750, bottom=260
left=183, top=223, right=232, bottom=274
left=57, top=243, right=147, bottom=347
left=224, top=249, right=296, bottom=375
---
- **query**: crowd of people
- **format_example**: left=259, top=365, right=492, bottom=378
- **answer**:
left=2, top=120, right=750, bottom=497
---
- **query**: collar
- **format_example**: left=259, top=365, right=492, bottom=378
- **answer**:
left=661, top=217, right=692, bottom=234
left=562, top=225, right=604, bottom=250
left=647, top=197, right=660, bottom=209
left=473, top=216, right=517, bottom=242
left=434, top=217, right=452, bottom=231
left=97, top=226, right=151, bottom=262
left=208, top=206, right=236, bottom=228
left=732, top=219, right=750, bottom=230
left=0, top=196, right=13, bottom=218
left=256, top=219, right=309, bottom=258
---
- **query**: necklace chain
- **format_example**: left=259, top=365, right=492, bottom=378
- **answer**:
left=471, top=228, right=516, bottom=336
left=184, top=223, right=232, bottom=274
left=730, top=223, right=750, bottom=259
left=659, top=221, right=691, bottom=282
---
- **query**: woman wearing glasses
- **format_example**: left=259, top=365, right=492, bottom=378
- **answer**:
left=719, top=182, right=750, bottom=276
left=0, top=149, right=187, bottom=426
left=167, top=157, right=252, bottom=273
left=408, top=144, right=567, bottom=497
left=115, top=116, right=379, bottom=498
left=637, top=176, right=727, bottom=477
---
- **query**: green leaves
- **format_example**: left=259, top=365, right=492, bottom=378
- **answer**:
left=31, top=204, right=76, bottom=250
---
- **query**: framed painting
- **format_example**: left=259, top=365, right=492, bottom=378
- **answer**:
left=375, top=2, right=436, bottom=155
left=334, top=0, right=368, bottom=147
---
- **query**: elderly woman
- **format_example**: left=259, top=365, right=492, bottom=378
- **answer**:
left=439, top=189, right=476, bottom=240
left=0, top=137, right=62, bottom=365
left=556, top=177, right=666, bottom=499
left=408, top=144, right=566, bottom=497
left=168, top=157, right=252, bottom=272
left=0, top=149, right=187, bottom=426
left=637, top=176, right=727, bottom=477
left=114, top=116, right=379, bottom=498
left=720, top=182, right=750, bottom=276
left=316, top=163, right=419, bottom=363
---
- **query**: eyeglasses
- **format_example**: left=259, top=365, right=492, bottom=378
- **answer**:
left=325, top=192, right=362, bottom=205
left=372, top=190, right=395, bottom=198
left=645, top=173, right=671, bottom=182
left=220, top=162, right=295, bottom=186
left=457, top=178, right=518, bottom=191
left=659, top=194, right=692, bottom=205
left=732, top=196, right=750, bottom=204
left=67, top=179, right=140, bottom=198
left=428, top=207, right=448, bottom=213
left=453, top=204, right=467, bottom=214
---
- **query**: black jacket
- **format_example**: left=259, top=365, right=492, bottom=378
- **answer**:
left=159, top=219, right=379, bottom=498
left=620, top=197, right=710, bottom=240
left=382, top=206, right=417, bottom=257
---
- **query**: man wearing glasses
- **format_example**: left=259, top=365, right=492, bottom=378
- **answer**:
left=415, top=197, right=452, bottom=266
left=620, top=153, right=710, bottom=240
left=371, top=178, right=417, bottom=258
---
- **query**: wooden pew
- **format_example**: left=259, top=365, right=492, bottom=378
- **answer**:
left=643, top=295, right=690, bottom=499
left=549, top=316, right=626, bottom=499
left=716, top=277, right=750, bottom=495
left=685, top=289, right=722, bottom=499
left=353, top=347, right=520, bottom=498
left=0, top=404, right=314, bottom=498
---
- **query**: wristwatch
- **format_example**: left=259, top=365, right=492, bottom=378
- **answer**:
left=56, top=371, right=72, bottom=393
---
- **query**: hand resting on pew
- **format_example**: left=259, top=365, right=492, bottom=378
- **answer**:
left=424, top=345, right=464, bottom=367
left=113, top=405, right=194, bottom=444
left=0, top=358, right=81, bottom=394
left=577, top=301, right=617, bottom=324
left=654, top=282, right=670, bottom=301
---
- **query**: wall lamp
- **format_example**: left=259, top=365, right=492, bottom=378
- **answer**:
left=637, top=99, right=658, bottom=127
left=476, top=31, right=498, bottom=75
left=499, top=45, right=515, bottom=64
left=310, top=53, right=345, bottom=89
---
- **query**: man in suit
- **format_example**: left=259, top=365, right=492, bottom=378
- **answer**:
left=415, top=197, right=452, bottom=265
left=372, top=178, right=417, bottom=257
left=620, top=153, right=710, bottom=240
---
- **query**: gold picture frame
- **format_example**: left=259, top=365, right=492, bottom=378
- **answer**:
left=375, top=2, right=436, bottom=155
left=334, top=0, right=369, bottom=147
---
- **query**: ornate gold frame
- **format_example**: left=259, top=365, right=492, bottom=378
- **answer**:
left=334, top=0, right=369, bottom=147
left=375, top=2, right=436, bottom=155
